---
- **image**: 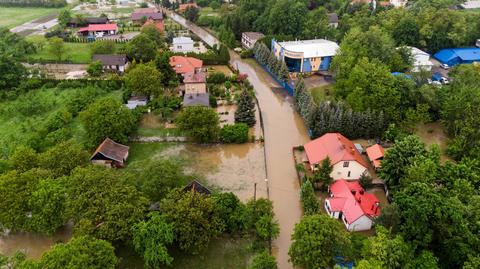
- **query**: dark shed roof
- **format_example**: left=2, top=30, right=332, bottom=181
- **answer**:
left=183, top=180, right=211, bottom=195
left=92, top=54, right=128, bottom=66
left=91, top=138, right=129, bottom=163
left=328, top=13, right=339, bottom=23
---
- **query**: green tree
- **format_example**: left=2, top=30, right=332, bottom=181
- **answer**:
left=37, top=236, right=117, bottom=269
left=212, top=192, right=248, bottom=234
left=124, top=63, right=163, bottom=96
left=249, top=251, right=278, bottom=269
left=154, top=52, right=179, bottom=88
left=176, top=106, right=220, bottom=143
left=8, top=145, right=38, bottom=172
left=38, top=140, right=89, bottom=177
left=57, top=9, right=72, bottom=27
left=289, top=214, right=351, bottom=269
left=67, top=166, right=149, bottom=241
left=463, top=255, right=480, bottom=269
left=126, top=34, right=157, bottom=63
left=79, top=97, right=138, bottom=147
left=160, top=189, right=223, bottom=253
left=220, top=123, right=249, bottom=143
left=48, top=37, right=66, bottom=61
left=137, top=159, right=189, bottom=202
left=133, top=213, right=175, bottom=268
left=90, top=40, right=116, bottom=55
left=141, top=23, right=165, bottom=48
left=184, top=6, right=199, bottom=22
left=235, top=90, right=256, bottom=127
left=87, top=60, right=103, bottom=77
left=300, top=180, right=320, bottom=215
left=312, top=157, right=333, bottom=189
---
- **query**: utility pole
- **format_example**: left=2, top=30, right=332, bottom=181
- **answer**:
left=253, top=182, right=257, bottom=202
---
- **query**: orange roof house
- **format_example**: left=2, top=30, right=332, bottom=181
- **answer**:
left=325, top=179, right=381, bottom=231
left=169, top=56, right=203, bottom=75
left=366, top=144, right=385, bottom=169
left=179, top=3, right=198, bottom=12
left=304, top=133, right=369, bottom=180
left=142, top=19, right=164, bottom=32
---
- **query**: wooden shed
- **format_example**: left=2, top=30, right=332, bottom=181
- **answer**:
left=90, top=138, right=129, bottom=168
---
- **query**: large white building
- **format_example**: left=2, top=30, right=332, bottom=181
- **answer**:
left=272, top=39, right=339, bottom=73
left=404, top=46, right=434, bottom=72
left=172, top=36, right=195, bottom=53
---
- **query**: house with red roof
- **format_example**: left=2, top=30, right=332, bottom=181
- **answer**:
left=179, top=3, right=198, bottom=12
left=169, top=56, right=203, bottom=75
left=366, top=144, right=385, bottom=170
left=304, top=133, right=369, bottom=180
left=78, top=23, right=118, bottom=36
left=325, top=179, right=381, bottom=231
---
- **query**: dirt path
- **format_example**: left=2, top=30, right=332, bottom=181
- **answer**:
left=165, top=10, right=311, bottom=269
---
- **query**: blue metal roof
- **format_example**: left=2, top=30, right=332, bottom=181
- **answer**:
left=434, top=48, right=480, bottom=65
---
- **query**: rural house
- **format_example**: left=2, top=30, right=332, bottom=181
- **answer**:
left=366, top=144, right=385, bottom=170
left=304, top=133, right=369, bottom=180
left=131, top=7, right=163, bottom=25
left=183, top=180, right=211, bottom=195
left=325, top=179, right=381, bottom=231
left=241, top=32, right=265, bottom=50
left=142, top=18, right=165, bottom=33
left=172, top=36, right=195, bottom=53
left=90, top=138, right=129, bottom=168
left=169, top=56, right=203, bottom=75
left=92, top=54, right=129, bottom=73
left=434, top=48, right=480, bottom=67
left=68, top=17, right=108, bottom=27
left=78, top=23, right=118, bottom=37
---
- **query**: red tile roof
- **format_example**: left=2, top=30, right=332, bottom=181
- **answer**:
left=179, top=3, right=198, bottom=12
left=79, top=23, right=117, bottom=32
left=169, top=56, right=203, bottom=74
left=304, top=133, right=368, bottom=168
left=91, top=138, right=129, bottom=163
left=183, top=71, right=206, bottom=83
left=366, top=144, right=385, bottom=168
left=142, top=19, right=164, bottom=32
left=327, top=179, right=381, bottom=224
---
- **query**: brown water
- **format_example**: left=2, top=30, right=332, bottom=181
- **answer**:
left=0, top=225, right=72, bottom=260
left=158, top=143, right=268, bottom=201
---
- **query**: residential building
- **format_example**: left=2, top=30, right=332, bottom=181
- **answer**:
left=78, top=24, right=118, bottom=36
left=327, top=13, right=339, bottom=28
left=131, top=8, right=163, bottom=25
left=179, top=3, right=198, bottom=12
left=184, top=71, right=207, bottom=95
left=241, top=32, right=265, bottom=50
left=90, top=138, right=129, bottom=168
left=366, top=144, right=385, bottom=170
left=92, top=54, right=129, bottom=73
left=169, top=56, right=203, bottom=75
left=403, top=46, right=433, bottom=72
left=303, top=133, right=369, bottom=180
left=272, top=39, right=339, bottom=73
left=172, top=36, right=195, bottom=53
left=434, top=48, right=480, bottom=66
left=126, top=96, right=148, bottom=109
left=142, top=19, right=164, bottom=32
left=324, top=179, right=381, bottom=231
left=68, top=17, right=108, bottom=27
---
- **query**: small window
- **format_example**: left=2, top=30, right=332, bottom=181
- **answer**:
left=343, top=161, right=349, bottom=167
left=348, top=171, right=351, bottom=177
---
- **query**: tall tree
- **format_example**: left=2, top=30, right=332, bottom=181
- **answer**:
left=124, top=63, right=163, bottom=97
left=234, top=90, right=256, bottom=127
left=48, top=37, right=67, bottom=61
left=126, top=34, right=157, bottom=63
left=176, top=106, right=220, bottom=143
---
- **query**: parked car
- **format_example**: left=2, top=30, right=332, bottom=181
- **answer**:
left=427, top=78, right=433, bottom=84
left=440, top=63, right=450, bottom=70
left=440, top=77, right=450, bottom=85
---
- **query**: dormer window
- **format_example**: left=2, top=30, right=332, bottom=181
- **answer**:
left=343, top=161, right=349, bottom=167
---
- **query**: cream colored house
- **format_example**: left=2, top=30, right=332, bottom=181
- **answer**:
left=304, top=133, right=369, bottom=180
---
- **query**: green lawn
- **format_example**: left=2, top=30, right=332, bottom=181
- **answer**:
left=310, top=84, right=334, bottom=104
left=27, top=35, right=92, bottom=63
left=199, top=7, right=220, bottom=17
left=0, top=7, right=61, bottom=29
left=117, top=236, right=255, bottom=269
left=127, top=142, right=174, bottom=164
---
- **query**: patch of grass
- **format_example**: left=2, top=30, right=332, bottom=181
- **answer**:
left=199, top=7, right=219, bottom=17
left=26, top=35, right=100, bottom=64
left=0, top=7, right=61, bottom=29
left=136, top=127, right=185, bottom=137
left=126, top=142, right=174, bottom=164
left=310, top=85, right=333, bottom=104
left=414, top=122, right=451, bottom=163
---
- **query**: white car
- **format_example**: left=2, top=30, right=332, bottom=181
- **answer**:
left=440, top=77, right=450, bottom=85
left=440, top=63, right=450, bottom=70
left=427, top=78, right=433, bottom=84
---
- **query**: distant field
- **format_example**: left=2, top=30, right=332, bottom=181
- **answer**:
left=27, top=35, right=92, bottom=63
left=0, top=7, right=61, bottom=29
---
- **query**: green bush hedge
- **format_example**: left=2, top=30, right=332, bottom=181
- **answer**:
left=220, top=123, right=249, bottom=144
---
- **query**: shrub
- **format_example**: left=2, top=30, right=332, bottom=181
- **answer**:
left=207, top=72, right=227, bottom=84
left=220, top=124, right=249, bottom=144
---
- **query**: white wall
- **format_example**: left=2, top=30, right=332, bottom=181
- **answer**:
left=344, top=215, right=373, bottom=231
left=331, top=161, right=369, bottom=180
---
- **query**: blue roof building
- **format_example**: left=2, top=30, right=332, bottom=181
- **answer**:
left=433, top=48, right=480, bottom=66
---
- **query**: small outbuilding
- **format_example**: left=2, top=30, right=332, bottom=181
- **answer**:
left=183, top=180, right=211, bottom=195
left=241, top=32, right=265, bottom=50
left=92, top=54, right=129, bottom=73
left=366, top=144, right=385, bottom=170
left=91, top=138, right=129, bottom=168
left=172, top=36, right=195, bottom=53
left=183, top=93, right=210, bottom=107
left=434, top=48, right=480, bottom=67
left=126, top=96, right=148, bottom=109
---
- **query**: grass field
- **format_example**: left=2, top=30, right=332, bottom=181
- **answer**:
left=0, top=7, right=61, bottom=29
left=199, top=7, right=220, bottom=17
left=27, top=35, right=92, bottom=63
left=310, top=84, right=334, bottom=104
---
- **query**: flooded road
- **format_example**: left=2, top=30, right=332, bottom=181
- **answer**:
left=164, top=11, right=311, bottom=268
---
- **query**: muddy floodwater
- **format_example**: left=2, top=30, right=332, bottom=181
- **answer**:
left=159, top=143, right=268, bottom=201
left=0, top=225, right=72, bottom=260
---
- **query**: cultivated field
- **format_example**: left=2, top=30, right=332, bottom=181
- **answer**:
left=0, top=7, right=61, bottom=29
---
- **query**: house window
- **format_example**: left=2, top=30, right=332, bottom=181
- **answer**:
left=348, top=171, right=351, bottom=177
left=343, top=161, right=349, bottom=167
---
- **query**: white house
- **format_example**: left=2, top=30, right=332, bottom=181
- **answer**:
left=303, top=133, right=369, bottom=180
left=242, top=32, right=265, bottom=50
left=404, top=46, right=434, bottom=72
left=324, top=179, right=381, bottom=231
left=172, top=36, right=195, bottom=53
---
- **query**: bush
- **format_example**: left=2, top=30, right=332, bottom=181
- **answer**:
left=241, top=49, right=254, bottom=59
left=249, top=251, right=278, bottom=269
left=220, top=124, right=249, bottom=144
left=300, top=180, right=320, bottom=215
left=207, top=72, right=227, bottom=84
